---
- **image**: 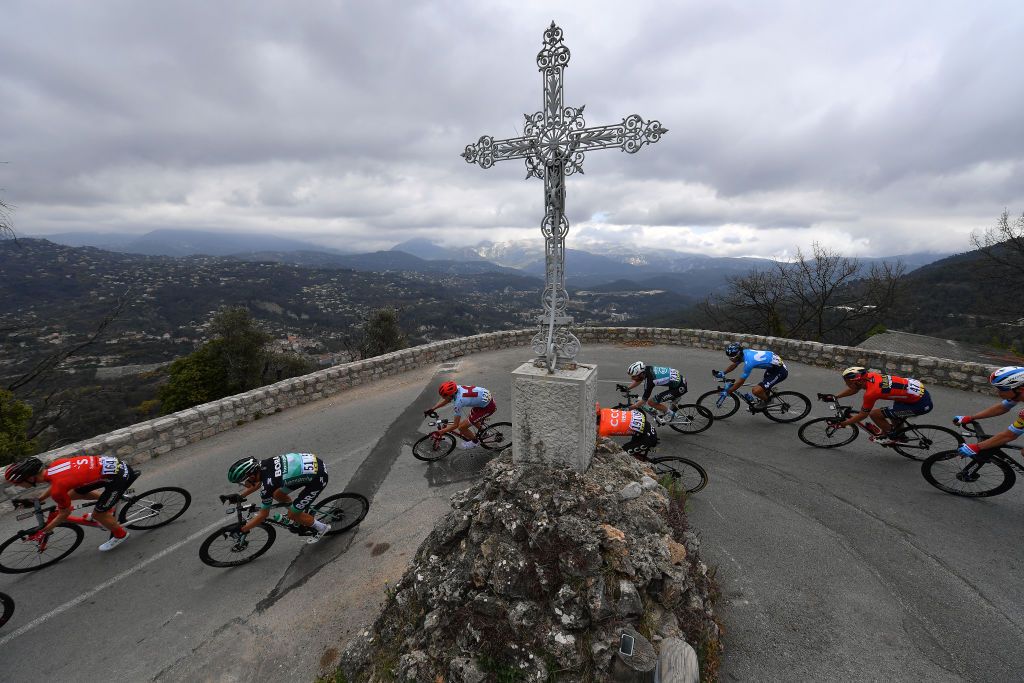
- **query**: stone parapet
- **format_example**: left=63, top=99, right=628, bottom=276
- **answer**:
left=23, top=327, right=1000, bottom=470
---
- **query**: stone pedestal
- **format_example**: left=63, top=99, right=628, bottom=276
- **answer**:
left=511, top=361, right=597, bottom=472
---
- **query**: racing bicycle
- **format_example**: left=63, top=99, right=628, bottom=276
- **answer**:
left=612, top=384, right=713, bottom=434
left=199, top=491, right=370, bottom=567
left=0, top=484, right=191, bottom=573
left=798, top=393, right=963, bottom=461
left=921, top=421, right=1024, bottom=497
left=0, top=592, right=12, bottom=629
left=412, top=411, right=512, bottom=462
left=697, top=371, right=811, bottom=423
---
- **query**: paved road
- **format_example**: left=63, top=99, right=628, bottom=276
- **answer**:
left=0, top=344, right=1020, bottom=681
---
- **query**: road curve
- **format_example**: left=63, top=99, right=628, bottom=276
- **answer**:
left=0, top=344, right=1020, bottom=681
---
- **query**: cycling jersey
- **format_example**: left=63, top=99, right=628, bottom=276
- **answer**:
left=452, top=385, right=492, bottom=417
left=42, top=456, right=128, bottom=510
left=598, top=408, right=646, bottom=437
left=1002, top=398, right=1020, bottom=410
left=258, top=453, right=328, bottom=512
left=1009, top=409, right=1024, bottom=436
left=860, top=372, right=926, bottom=412
left=739, top=349, right=784, bottom=380
left=640, top=366, right=684, bottom=401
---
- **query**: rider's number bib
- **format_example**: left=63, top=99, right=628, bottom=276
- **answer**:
left=607, top=409, right=644, bottom=433
left=300, top=454, right=318, bottom=475
left=100, top=456, right=119, bottom=475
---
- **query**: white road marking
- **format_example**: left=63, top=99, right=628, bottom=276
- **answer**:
left=0, top=517, right=227, bottom=646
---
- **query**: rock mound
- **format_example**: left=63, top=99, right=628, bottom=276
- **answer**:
left=340, top=440, right=722, bottom=681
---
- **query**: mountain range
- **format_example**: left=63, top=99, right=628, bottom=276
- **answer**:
left=33, top=228, right=950, bottom=302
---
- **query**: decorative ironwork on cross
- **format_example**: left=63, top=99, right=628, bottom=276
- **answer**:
left=462, top=22, right=667, bottom=371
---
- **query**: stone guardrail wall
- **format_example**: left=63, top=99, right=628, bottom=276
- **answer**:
left=24, top=327, right=996, bottom=470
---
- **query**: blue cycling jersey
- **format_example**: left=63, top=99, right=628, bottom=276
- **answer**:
left=739, top=349, right=784, bottom=379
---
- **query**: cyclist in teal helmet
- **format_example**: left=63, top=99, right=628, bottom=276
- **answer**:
left=226, top=454, right=331, bottom=543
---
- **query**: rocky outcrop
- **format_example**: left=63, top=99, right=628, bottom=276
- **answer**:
left=339, top=441, right=722, bottom=682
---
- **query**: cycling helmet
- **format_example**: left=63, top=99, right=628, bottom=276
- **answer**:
left=990, top=366, right=1024, bottom=391
left=227, top=456, right=260, bottom=484
left=842, top=366, right=868, bottom=380
left=4, top=457, right=43, bottom=484
left=725, top=342, right=743, bottom=359
left=627, top=361, right=646, bottom=377
left=438, top=381, right=458, bottom=398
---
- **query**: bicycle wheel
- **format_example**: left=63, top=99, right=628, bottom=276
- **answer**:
left=697, top=390, right=739, bottom=419
left=412, top=433, right=456, bottom=461
left=649, top=456, right=708, bottom=494
left=921, top=451, right=1016, bottom=497
left=798, top=417, right=859, bottom=448
left=309, top=493, right=369, bottom=535
left=118, top=486, right=192, bottom=530
left=0, top=523, right=85, bottom=574
left=0, top=592, right=12, bottom=629
left=891, top=425, right=963, bottom=462
left=199, top=523, right=276, bottom=567
left=478, top=422, right=513, bottom=453
left=667, top=404, right=714, bottom=435
left=763, top=391, right=811, bottom=423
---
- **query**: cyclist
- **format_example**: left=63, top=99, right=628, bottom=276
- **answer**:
left=424, top=381, right=496, bottom=450
left=596, top=405, right=659, bottom=455
left=953, top=366, right=1024, bottom=458
left=717, top=342, right=787, bottom=409
left=833, top=366, right=932, bottom=443
left=4, top=455, right=137, bottom=552
left=623, top=361, right=687, bottom=425
left=227, top=453, right=331, bottom=544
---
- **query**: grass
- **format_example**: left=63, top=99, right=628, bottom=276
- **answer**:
left=313, top=669, right=348, bottom=683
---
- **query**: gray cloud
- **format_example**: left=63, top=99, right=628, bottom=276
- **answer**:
left=2, top=0, right=1023, bottom=258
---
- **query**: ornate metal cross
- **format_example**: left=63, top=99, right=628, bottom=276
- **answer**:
left=462, top=22, right=667, bottom=371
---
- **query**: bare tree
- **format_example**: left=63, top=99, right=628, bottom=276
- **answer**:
left=971, top=209, right=1024, bottom=277
left=703, top=243, right=904, bottom=344
left=1, top=197, right=14, bottom=240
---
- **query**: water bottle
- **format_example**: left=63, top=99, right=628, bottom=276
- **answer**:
left=271, top=512, right=288, bottom=525
left=743, top=392, right=756, bottom=404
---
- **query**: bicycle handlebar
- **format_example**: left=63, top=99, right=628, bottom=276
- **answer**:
left=220, top=493, right=246, bottom=504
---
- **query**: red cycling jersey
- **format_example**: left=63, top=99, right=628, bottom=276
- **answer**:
left=42, top=456, right=121, bottom=509
left=860, top=372, right=926, bottom=412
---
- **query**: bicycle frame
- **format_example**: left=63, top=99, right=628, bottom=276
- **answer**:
left=219, top=495, right=319, bottom=537
left=423, top=411, right=491, bottom=442
left=713, top=378, right=780, bottom=408
left=815, top=395, right=912, bottom=435
left=15, top=493, right=135, bottom=534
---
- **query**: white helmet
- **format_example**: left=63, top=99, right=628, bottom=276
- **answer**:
left=990, top=366, right=1024, bottom=391
left=627, top=361, right=646, bottom=377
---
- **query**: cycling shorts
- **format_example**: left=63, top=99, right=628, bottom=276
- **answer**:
left=655, top=379, right=687, bottom=404
left=759, top=365, right=788, bottom=390
left=469, top=400, right=497, bottom=425
left=74, top=463, right=140, bottom=513
left=881, top=391, right=933, bottom=419
left=283, top=471, right=329, bottom=513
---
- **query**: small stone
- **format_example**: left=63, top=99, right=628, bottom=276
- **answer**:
left=640, top=475, right=658, bottom=490
left=601, top=524, right=626, bottom=543
left=617, top=579, right=643, bottom=617
left=619, top=482, right=642, bottom=500
left=449, top=656, right=486, bottom=683
left=667, top=538, right=688, bottom=565
left=423, top=609, right=442, bottom=631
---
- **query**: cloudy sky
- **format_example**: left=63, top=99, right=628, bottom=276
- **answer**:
left=2, top=0, right=1023, bottom=258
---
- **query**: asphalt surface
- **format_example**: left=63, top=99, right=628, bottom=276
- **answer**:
left=0, top=344, right=1020, bottom=682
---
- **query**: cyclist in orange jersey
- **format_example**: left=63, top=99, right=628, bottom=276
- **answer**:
left=597, top=406, right=659, bottom=455
left=833, top=366, right=932, bottom=444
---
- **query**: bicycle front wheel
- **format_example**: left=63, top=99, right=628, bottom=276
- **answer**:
left=0, top=523, right=85, bottom=574
left=921, top=451, right=1016, bottom=497
left=0, top=591, right=12, bottom=629
left=649, top=456, right=708, bottom=494
left=798, top=417, right=859, bottom=448
left=697, top=390, right=739, bottom=419
left=478, top=422, right=513, bottom=453
left=309, top=493, right=369, bottom=535
left=763, top=391, right=811, bottom=423
left=891, top=425, right=963, bottom=462
left=118, top=486, right=192, bottom=530
left=412, top=433, right=456, bottom=461
left=199, top=523, right=276, bottom=567
left=668, top=404, right=714, bottom=435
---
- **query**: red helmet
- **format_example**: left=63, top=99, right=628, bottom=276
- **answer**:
left=439, top=381, right=458, bottom=398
